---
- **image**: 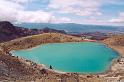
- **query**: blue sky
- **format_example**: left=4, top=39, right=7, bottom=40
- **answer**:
left=0, top=0, right=124, bottom=26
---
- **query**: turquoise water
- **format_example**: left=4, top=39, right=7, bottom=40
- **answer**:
left=12, top=42, right=119, bottom=73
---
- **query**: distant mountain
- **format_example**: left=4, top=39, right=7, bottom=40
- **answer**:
left=0, top=21, right=66, bottom=43
left=15, top=23, right=124, bottom=33
left=1, top=21, right=123, bottom=43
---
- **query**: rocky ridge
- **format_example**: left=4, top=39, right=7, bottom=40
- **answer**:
left=0, top=21, right=66, bottom=43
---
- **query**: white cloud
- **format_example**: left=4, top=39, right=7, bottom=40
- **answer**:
left=49, top=0, right=102, bottom=16
left=17, top=11, right=51, bottom=23
left=0, top=0, right=51, bottom=23
left=104, top=0, right=124, bottom=5
left=0, top=0, right=22, bottom=22
left=51, top=16, right=71, bottom=23
left=109, top=12, right=124, bottom=23
left=6, top=0, right=31, bottom=4
left=0, top=0, right=24, bottom=9
left=0, top=0, right=123, bottom=25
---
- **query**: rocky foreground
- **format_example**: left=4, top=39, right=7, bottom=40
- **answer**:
left=0, top=33, right=124, bottom=82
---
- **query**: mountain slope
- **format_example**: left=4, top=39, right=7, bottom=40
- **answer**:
left=103, top=35, right=124, bottom=56
left=103, top=35, right=124, bottom=46
left=0, top=33, right=81, bottom=51
left=0, top=21, right=66, bottom=43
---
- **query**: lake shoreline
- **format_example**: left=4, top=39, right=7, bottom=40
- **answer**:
left=0, top=33, right=124, bottom=81
left=11, top=42, right=119, bottom=74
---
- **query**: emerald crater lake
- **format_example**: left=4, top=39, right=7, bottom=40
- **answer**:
left=12, top=42, right=119, bottom=73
